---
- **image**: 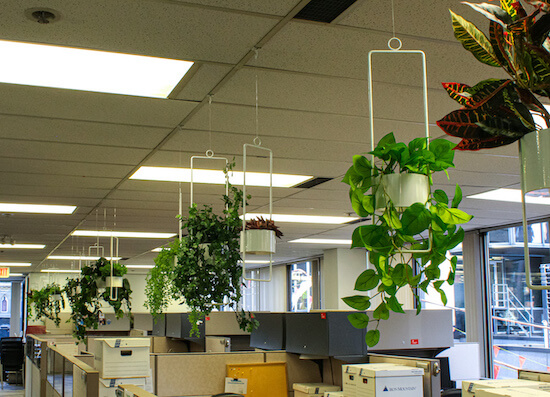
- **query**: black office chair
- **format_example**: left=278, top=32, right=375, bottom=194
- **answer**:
left=0, top=337, right=24, bottom=389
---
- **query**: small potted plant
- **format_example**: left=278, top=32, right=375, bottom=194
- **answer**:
left=28, top=283, right=65, bottom=326
left=438, top=1, right=550, bottom=151
left=342, top=133, right=473, bottom=346
left=65, top=258, right=132, bottom=342
left=241, top=216, right=283, bottom=255
left=145, top=165, right=258, bottom=336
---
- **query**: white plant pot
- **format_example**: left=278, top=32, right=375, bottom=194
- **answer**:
left=240, top=229, right=276, bottom=255
left=51, top=294, right=62, bottom=301
left=98, top=276, right=123, bottom=289
left=519, top=129, right=550, bottom=193
left=375, top=173, right=430, bottom=210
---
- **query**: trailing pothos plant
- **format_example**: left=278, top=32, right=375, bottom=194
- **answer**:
left=438, top=0, right=550, bottom=150
left=145, top=166, right=258, bottom=337
left=342, top=132, right=473, bottom=347
left=28, top=283, right=65, bottom=326
left=65, top=258, right=132, bottom=342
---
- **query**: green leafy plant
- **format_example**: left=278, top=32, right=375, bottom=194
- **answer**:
left=342, top=133, right=473, bottom=346
left=145, top=166, right=258, bottom=337
left=438, top=1, right=550, bottom=150
left=28, top=283, right=65, bottom=326
left=65, top=258, right=132, bottom=342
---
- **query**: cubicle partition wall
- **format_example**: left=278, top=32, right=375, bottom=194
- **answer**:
left=249, top=312, right=286, bottom=350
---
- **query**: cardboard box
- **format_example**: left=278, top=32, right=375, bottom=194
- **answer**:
left=99, top=377, right=147, bottom=397
left=91, top=338, right=151, bottom=379
left=293, top=383, right=341, bottom=395
left=477, top=387, right=550, bottom=397
left=325, top=392, right=345, bottom=397
left=355, top=363, right=424, bottom=397
left=462, top=379, right=550, bottom=397
left=342, top=363, right=407, bottom=397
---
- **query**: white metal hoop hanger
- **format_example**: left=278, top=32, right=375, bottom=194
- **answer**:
left=368, top=35, right=432, bottom=254
left=242, top=47, right=274, bottom=283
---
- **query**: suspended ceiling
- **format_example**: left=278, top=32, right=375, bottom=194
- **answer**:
left=0, top=0, right=539, bottom=275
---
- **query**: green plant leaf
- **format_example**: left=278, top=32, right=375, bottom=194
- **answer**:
left=462, top=2, right=512, bottom=27
left=448, top=270, right=456, bottom=286
left=362, top=195, right=374, bottom=214
left=386, top=295, right=405, bottom=313
left=434, top=190, right=449, bottom=205
left=377, top=132, right=396, bottom=148
left=499, top=0, right=520, bottom=20
left=366, top=329, right=381, bottom=347
left=348, top=312, right=369, bottom=329
left=352, top=224, right=392, bottom=252
left=342, top=295, right=372, bottom=310
left=351, top=189, right=370, bottom=217
left=342, top=166, right=362, bottom=188
left=450, top=10, right=501, bottom=67
left=354, top=269, right=380, bottom=291
left=439, top=289, right=448, bottom=305
left=429, top=139, right=456, bottom=171
left=450, top=255, right=458, bottom=272
left=391, top=263, right=406, bottom=286
left=401, top=203, right=432, bottom=235
left=436, top=205, right=473, bottom=224
left=383, top=206, right=402, bottom=229
left=373, top=302, right=390, bottom=320
left=419, top=280, right=430, bottom=293
left=353, top=155, right=372, bottom=177
left=451, top=184, right=463, bottom=208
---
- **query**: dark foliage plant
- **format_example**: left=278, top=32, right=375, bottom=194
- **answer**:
left=245, top=216, right=284, bottom=238
left=145, top=168, right=258, bottom=337
left=28, top=283, right=65, bottom=326
left=438, top=0, right=550, bottom=150
left=65, top=258, right=132, bottom=342
left=343, top=133, right=473, bottom=346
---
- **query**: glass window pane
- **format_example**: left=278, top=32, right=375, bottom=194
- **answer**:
left=488, top=222, right=550, bottom=378
left=289, top=261, right=313, bottom=312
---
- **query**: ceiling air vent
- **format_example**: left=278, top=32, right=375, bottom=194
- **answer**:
left=294, top=0, right=358, bottom=23
left=294, top=177, right=333, bottom=189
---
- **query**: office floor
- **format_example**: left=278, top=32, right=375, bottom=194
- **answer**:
left=0, top=383, right=24, bottom=396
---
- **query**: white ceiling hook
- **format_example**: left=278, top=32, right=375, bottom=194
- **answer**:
left=253, top=136, right=261, bottom=146
left=388, top=37, right=402, bottom=51
left=205, top=149, right=214, bottom=158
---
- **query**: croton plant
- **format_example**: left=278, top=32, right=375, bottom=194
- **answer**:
left=438, top=0, right=550, bottom=150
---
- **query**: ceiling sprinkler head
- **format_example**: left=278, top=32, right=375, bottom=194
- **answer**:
left=25, top=8, right=61, bottom=24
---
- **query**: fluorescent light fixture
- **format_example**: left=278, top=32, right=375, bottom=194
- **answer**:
left=10, top=273, right=24, bottom=277
left=0, top=262, right=31, bottom=267
left=289, top=238, right=352, bottom=245
left=151, top=247, right=164, bottom=252
left=239, top=260, right=271, bottom=264
left=41, top=269, right=81, bottom=273
left=130, top=166, right=313, bottom=188
left=0, top=39, right=194, bottom=98
left=243, top=213, right=358, bottom=224
left=468, top=188, right=550, bottom=205
left=72, top=230, right=176, bottom=239
left=0, top=203, right=76, bottom=214
left=126, top=265, right=154, bottom=269
left=48, top=255, right=121, bottom=261
left=0, top=243, right=45, bottom=249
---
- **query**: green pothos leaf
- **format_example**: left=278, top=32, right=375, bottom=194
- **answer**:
left=366, top=329, right=381, bottom=347
left=348, top=312, right=369, bottom=329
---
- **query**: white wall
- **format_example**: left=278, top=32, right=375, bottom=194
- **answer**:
left=322, top=248, right=367, bottom=310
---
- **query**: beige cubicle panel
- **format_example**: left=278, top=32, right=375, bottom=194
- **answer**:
left=265, top=351, right=323, bottom=394
left=154, top=351, right=264, bottom=396
left=133, top=313, right=154, bottom=331
left=205, top=312, right=250, bottom=336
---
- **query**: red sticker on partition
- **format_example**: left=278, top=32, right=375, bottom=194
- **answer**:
left=206, top=316, right=210, bottom=321
left=411, top=339, right=419, bottom=345
left=320, top=313, right=327, bottom=319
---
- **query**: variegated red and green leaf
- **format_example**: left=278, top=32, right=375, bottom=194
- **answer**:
left=455, top=136, right=519, bottom=150
left=467, top=79, right=512, bottom=107
left=525, top=0, right=550, bottom=12
left=441, top=82, right=472, bottom=106
left=463, top=2, right=512, bottom=28
left=451, top=10, right=501, bottom=67
left=489, top=21, right=514, bottom=73
left=436, top=108, right=494, bottom=139
left=500, top=0, right=526, bottom=20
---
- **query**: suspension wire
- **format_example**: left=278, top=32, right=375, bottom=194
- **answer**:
left=391, top=0, right=396, bottom=37
left=208, top=95, right=213, bottom=154
left=254, top=48, right=260, bottom=144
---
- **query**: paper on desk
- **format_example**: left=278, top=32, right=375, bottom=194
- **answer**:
left=225, top=377, right=247, bottom=394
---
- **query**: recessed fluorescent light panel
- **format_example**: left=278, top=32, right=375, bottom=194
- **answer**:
left=468, top=188, right=550, bottom=205
left=130, top=167, right=313, bottom=188
left=0, top=40, right=194, bottom=98
left=126, top=265, right=154, bottom=269
left=10, top=273, right=24, bottom=277
left=0, top=244, right=45, bottom=249
left=289, top=238, right=352, bottom=245
left=243, top=213, right=358, bottom=224
left=0, top=262, right=31, bottom=267
left=41, top=269, right=81, bottom=273
left=72, top=231, right=176, bottom=239
left=0, top=203, right=76, bottom=214
left=48, top=255, right=121, bottom=261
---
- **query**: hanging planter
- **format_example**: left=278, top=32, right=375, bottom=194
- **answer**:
left=27, top=283, right=65, bottom=327
left=374, top=173, right=430, bottom=210
left=240, top=229, right=276, bottom=255
left=519, top=129, right=550, bottom=194
left=105, top=276, right=123, bottom=288
left=51, top=293, right=62, bottom=301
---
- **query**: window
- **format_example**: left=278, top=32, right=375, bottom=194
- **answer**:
left=486, top=222, right=550, bottom=378
left=288, top=259, right=320, bottom=312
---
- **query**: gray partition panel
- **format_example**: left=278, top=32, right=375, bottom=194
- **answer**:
left=152, top=313, right=166, bottom=336
left=285, top=312, right=366, bottom=356
left=250, top=312, right=285, bottom=350
left=166, top=313, right=182, bottom=338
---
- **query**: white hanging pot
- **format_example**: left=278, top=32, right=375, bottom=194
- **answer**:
left=51, top=294, right=62, bottom=301
left=98, top=276, right=123, bottom=289
left=240, top=229, right=276, bottom=255
left=519, top=129, right=550, bottom=194
left=375, top=173, right=430, bottom=210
